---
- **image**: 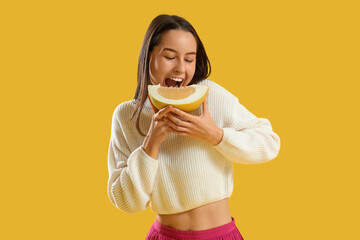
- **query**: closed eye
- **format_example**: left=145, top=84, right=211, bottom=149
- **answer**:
left=165, top=57, right=193, bottom=63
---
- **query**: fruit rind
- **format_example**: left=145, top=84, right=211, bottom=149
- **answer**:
left=148, top=84, right=209, bottom=112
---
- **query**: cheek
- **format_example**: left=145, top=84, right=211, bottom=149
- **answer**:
left=188, top=63, right=196, bottom=76
left=155, top=59, right=171, bottom=71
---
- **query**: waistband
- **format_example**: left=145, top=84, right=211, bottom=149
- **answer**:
left=153, top=217, right=237, bottom=240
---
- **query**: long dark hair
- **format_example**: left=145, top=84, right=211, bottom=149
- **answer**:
left=131, top=14, right=211, bottom=136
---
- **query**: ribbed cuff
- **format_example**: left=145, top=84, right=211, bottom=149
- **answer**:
left=138, top=146, right=158, bottom=165
left=127, top=146, right=159, bottom=194
left=212, top=128, right=236, bottom=162
left=213, top=128, right=231, bottom=148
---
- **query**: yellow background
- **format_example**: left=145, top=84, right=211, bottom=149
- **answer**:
left=1, top=0, right=359, bottom=239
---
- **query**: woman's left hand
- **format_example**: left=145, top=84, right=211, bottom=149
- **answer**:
left=166, top=93, right=224, bottom=145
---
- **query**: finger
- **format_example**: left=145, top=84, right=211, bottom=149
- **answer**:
left=167, top=113, right=191, bottom=128
left=164, top=116, right=188, bottom=132
left=170, top=108, right=194, bottom=122
left=164, top=117, right=188, bottom=134
left=148, top=95, right=158, bottom=114
left=155, top=105, right=175, bottom=121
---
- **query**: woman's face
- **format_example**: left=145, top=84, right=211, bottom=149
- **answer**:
left=149, top=30, right=197, bottom=87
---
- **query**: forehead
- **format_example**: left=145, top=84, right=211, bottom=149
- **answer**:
left=158, top=30, right=197, bottom=52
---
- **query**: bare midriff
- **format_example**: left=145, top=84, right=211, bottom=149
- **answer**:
left=156, top=198, right=232, bottom=231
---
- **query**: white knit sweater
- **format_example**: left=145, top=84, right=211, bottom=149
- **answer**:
left=107, top=79, right=280, bottom=214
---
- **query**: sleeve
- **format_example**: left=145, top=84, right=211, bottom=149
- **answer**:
left=107, top=106, right=159, bottom=213
left=213, top=96, right=281, bottom=164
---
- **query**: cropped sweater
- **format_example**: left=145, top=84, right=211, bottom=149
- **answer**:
left=107, top=79, right=281, bottom=214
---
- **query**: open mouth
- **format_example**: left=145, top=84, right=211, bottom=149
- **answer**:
left=165, top=77, right=183, bottom=88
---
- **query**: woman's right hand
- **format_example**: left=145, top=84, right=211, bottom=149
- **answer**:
left=148, top=96, right=176, bottom=145
left=141, top=95, right=175, bottom=159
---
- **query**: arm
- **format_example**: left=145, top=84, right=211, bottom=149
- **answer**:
left=213, top=96, right=281, bottom=164
left=107, top=106, right=159, bottom=213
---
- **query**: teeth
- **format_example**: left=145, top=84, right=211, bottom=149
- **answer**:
left=165, top=77, right=183, bottom=88
left=169, top=77, right=183, bottom=82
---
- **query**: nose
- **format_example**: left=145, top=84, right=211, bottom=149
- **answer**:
left=174, top=59, right=185, bottom=74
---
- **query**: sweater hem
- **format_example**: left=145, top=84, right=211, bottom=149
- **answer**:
left=151, top=194, right=232, bottom=215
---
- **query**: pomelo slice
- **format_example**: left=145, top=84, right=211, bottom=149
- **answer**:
left=148, top=84, right=209, bottom=112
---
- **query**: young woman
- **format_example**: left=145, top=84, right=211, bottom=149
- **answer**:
left=107, top=14, right=281, bottom=240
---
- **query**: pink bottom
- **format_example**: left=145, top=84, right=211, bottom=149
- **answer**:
left=146, top=217, right=244, bottom=240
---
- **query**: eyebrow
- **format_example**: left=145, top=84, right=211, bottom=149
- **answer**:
left=162, top=47, right=196, bottom=55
